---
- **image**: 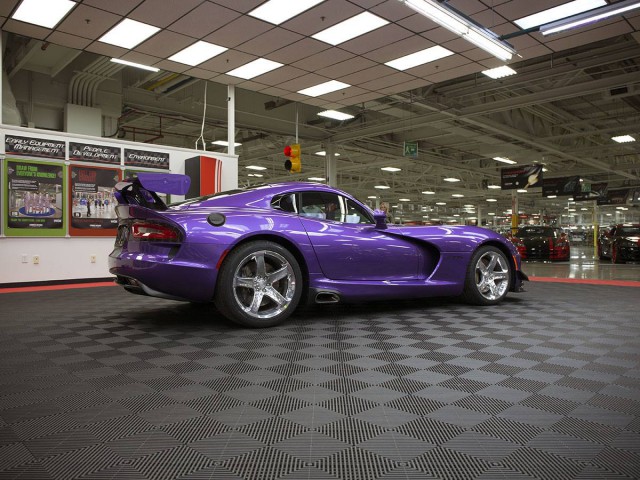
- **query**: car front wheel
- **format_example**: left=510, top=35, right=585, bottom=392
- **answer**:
left=462, top=246, right=511, bottom=305
left=215, top=241, right=303, bottom=327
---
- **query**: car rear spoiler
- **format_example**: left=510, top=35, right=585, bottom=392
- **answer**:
left=114, top=173, right=191, bottom=209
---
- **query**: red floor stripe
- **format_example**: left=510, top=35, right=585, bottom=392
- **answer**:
left=529, top=276, right=640, bottom=287
left=0, top=282, right=117, bottom=294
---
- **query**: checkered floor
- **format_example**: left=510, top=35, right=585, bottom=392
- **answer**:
left=0, top=282, right=639, bottom=480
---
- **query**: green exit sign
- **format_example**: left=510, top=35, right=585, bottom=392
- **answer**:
left=403, top=141, right=418, bottom=158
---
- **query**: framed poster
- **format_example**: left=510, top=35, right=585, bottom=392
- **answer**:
left=3, top=159, right=67, bottom=237
left=69, top=165, right=120, bottom=236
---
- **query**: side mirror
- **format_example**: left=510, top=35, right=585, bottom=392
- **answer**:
left=373, top=209, right=387, bottom=229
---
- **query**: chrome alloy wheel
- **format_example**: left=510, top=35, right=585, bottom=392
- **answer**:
left=232, top=250, right=296, bottom=319
left=474, top=250, right=510, bottom=301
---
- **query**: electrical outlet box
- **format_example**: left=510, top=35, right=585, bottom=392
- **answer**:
left=33, top=255, right=40, bottom=265
left=21, top=254, right=28, bottom=263
left=90, top=254, right=97, bottom=263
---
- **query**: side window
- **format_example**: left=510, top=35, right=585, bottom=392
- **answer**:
left=300, top=191, right=341, bottom=220
left=271, top=193, right=297, bottom=213
left=344, top=199, right=373, bottom=224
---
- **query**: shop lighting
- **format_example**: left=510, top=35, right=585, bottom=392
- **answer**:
left=168, top=41, right=227, bottom=66
left=486, top=198, right=498, bottom=202
left=246, top=165, right=266, bottom=170
left=368, top=196, right=377, bottom=199
left=385, top=45, right=454, bottom=70
left=312, top=12, right=389, bottom=45
left=399, top=198, right=411, bottom=201
left=248, top=0, right=325, bottom=25
left=493, top=156, right=517, bottom=164
left=443, top=177, right=461, bottom=182
left=298, top=80, right=350, bottom=97
left=547, top=195, right=557, bottom=198
left=212, top=141, right=242, bottom=146
left=99, top=19, right=160, bottom=49
left=308, top=177, right=325, bottom=181
left=540, top=0, right=640, bottom=35
left=11, top=0, right=76, bottom=28
left=227, top=58, right=283, bottom=79
left=436, top=202, right=447, bottom=205
left=381, top=167, right=402, bottom=172
left=110, top=58, right=159, bottom=72
left=612, top=135, right=636, bottom=143
left=515, top=0, right=606, bottom=29
left=374, top=185, right=391, bottom=189
left=399, top=0, right=516, bottom=61
left=487, top=184, right=501, bottom=189
left=248, top=173, right=263, bottom=177
left=314, top=151, right=340, bottom=156
left=318, top=110, right=354, bottom=121
left=517, top=189, right=528, bottom=193
left=482, top=66, right=517, bottom=79
left=452, top=193, right=464, bottom=197
left=422, top=190, right=436, bottom=194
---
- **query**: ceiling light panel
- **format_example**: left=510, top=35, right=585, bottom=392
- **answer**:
left=612, top=135, right=636, bottom=143
left=540, top=0, right=640, bottom=35
left=318, top=110, right=355, bottom=120
left=385, top=45, right=454, bottom=71
left=493, top=156, right=517, bottom=164
left=312, top=12, right=389, bottom=45
left=99, top=19, right=160, bottom=49
left=515, top=0, right=606, bottom=29
left=482, top=66, right=517, bottom=79
left=297, top=80, right=350, bottom=97
left=11, top=0, right=76, bottom=29
left=168, top=41, right=228, bottom=66
left=227, top=58, right=283, bottom=79
left=248, top=0, right=325, bottom=25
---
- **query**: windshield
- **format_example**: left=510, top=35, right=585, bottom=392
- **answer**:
left=516, top=227, right=554, bottom=237
left=618, top=226, right=640, bottom=236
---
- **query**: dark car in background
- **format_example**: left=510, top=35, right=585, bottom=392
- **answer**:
left=512, top=226, right=570, bottom=261
left=598, top=224, right=640, bottom=264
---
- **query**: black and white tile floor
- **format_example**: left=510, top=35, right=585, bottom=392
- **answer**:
left=0, top=281, right=639, bottom=479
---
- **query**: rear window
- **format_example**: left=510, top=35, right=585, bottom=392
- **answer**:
left=517, top=227, right=555, bottom=237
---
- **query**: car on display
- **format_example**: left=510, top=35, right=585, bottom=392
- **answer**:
left=598, top=224, right=640, bottom=264
left=109, top=174, right=528, bottom=327
left=511, top=225, right=570, bottom=261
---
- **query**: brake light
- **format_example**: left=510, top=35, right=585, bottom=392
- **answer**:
left=131, top=222, right=180, bottom=241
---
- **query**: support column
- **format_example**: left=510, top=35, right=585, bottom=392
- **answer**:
left=326, top=142, right=337, bottom=187
left=476, top=205, right=482, bottom=227
left=511, top=191, right=519, bottom=235
left=593, top=202, right=599, bottom=258
left=227, top=84, right=235, bottom=156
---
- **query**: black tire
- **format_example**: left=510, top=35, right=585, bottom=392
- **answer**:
left=214, top=240, right=303, bottom=327
left=461, top=246, right=511, bottom=305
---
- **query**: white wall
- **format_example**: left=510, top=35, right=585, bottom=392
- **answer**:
left=0, top=125, right=238, bottom=285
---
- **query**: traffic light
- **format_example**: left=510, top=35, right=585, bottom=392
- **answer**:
left=284, top=144, right=301, bottom=173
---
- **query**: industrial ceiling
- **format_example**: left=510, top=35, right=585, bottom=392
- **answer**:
left=2, top=0, right=639, bottom=224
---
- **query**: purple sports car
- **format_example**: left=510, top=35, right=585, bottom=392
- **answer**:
left=109, top=173, right=527, bottom=327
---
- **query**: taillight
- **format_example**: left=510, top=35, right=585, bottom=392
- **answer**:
left=130, top=222, right=180, bottom=242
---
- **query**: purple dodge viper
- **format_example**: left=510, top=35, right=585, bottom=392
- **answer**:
left=109, top=173, right=527, bottom=327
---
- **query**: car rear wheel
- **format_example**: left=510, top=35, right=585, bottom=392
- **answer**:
left=215, top=241, right=303, bottom=327
left=462, top=246, right=511, bottom=305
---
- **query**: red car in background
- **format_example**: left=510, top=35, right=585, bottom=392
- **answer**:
left=512, top=226, right=570, bottom=261
left=598, top=224, right=640, bottom=264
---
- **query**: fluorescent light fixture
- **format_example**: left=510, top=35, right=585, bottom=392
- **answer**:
left=515, top=0, right=606, bottom=29
left=436, top=202, right=447, bottom=205
left=11, top=0, right=76, bottom=28
left=488, top=212, right=496, bottom=216
left=400, top=0, right=515, bottom=61
left=246, top=165, right=267, bottom=170
left=464, top=204, right=474, bottom=208
left=308, top=177, right=325, bottom=181
left=452, top=193, right=464, bottom=197
left=486, top=198, right=498, bottom=202
left=168, top=41, right=228, bottom=66
left=99, top=19, right=160, bottom=49
left=318, top=110, right=355, bottom=121
left=399, top=198, right=411, bottom=201
left=517, top=189, right=528, bottom=193
left=227, top=58, right=283, bottom=79
left=381, top=167, right=401, bottom=172
left=385, top=45, right=454, bottom=70
left=443, top=177, right=460, bottom=182
left=312, top=11, right=389, bottom=45
left=374, top=185, right=391, bottom=189
left=453, top=214, right=460, bottom=217
left=422, top=190, right=435, bottom=194
left=547, top=195, right=557, bottom=198
left=482, top=66, right=517, bottom=79
left=212, top=140, right=242, bottom=147
left=368, top=196, right=377, bottom=199
left=248, top=0, right=325, bottom=25
left=487, top=184, right=501, bottom=189
left=493, top=156, right=517, bottom=164
left=298, top=80, right=350, bottom=97
left=612, top=135, right=636, bottom=143
left=314, top=151, right=340, bottom=156
left=540, top=0, right=640, bottom=35
left=110, top=58, right=159, bottom=72
left=248, top=173, right=263, bottom=177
